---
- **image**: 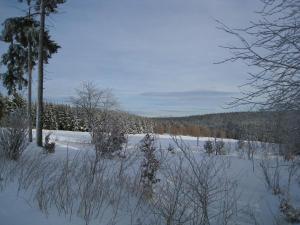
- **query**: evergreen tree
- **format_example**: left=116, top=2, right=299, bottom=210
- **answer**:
left=139, top=134, right=160, bottom=198
left=43, top=103, right=57, bottom=130
left=35, top=0, right=65, bottom=146
left=0, top=0, right=60, bottom=142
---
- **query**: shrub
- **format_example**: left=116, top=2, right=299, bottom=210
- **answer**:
left=139, top=134, right=160, bottom=198
left=92, top=113, right=127, bottom=158
left=167, top=143, right=175, bottom=154
left=44, top=133, right=55, bottom=153
left=170, top=138, right=239, bottom=225
left=204, top=139, right=226, bottom=155
left=280, top=199, right=300, bottom=223
left=0, top=110, right=28, bottom=160
left=215, top=139, right=225, bottom=155
left=237, top=139, right=245, bottom=150
left=204, top=140, right=214, bottom=154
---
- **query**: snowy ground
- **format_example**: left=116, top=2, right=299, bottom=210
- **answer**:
left=0, top=130, right=299, bottom=225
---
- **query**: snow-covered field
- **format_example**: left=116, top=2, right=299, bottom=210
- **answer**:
left=0, top=130, right=299, bottom=225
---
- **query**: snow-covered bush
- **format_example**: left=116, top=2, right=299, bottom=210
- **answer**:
left=280, top=199, right=300, bottom=223
left=139, top=134, right=160, bottom=198
left=167, top=143, right=175, bottom=154
left=44, top=133, right=55, bottom=153
left=0, top=110, right=28, bottom=161
left=215, top=139, right=225, bottom=155
left=204, top=139, right=226, bottom=155
left=92, top=113, right=127, bottom=158
left=237, top=139, right=245, bottom=150
left=204, top=140, right=213, bottom=154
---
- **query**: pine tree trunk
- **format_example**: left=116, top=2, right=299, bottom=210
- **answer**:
left=36, top=0, right=45, bottom=147
left=28, top=42, right=33, bottom=142
left=27, top=6, right=33, bottom=143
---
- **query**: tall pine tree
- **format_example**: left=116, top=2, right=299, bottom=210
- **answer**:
left=0, top=0, right=60, bottom=142
left=35, top=0, right=65, bottom=146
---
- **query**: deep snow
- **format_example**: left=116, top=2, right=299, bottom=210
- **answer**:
left=0, top=130, right=299, bottom=225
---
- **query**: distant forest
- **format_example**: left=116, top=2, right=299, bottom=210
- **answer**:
left=1, top=93, right=298, bottom=142
left=153, top=111, right=300, bottom=142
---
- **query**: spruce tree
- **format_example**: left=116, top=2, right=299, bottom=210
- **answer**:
left=35, top=0, right=65, bottom=146
left=0, top=0, right=60, bottom=142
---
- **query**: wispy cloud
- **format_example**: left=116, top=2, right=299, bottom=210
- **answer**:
left=0, top=0, right=260, bottom=116
left=141, top=89, right=237, bottom=98
left=118, top=89, right=241, bottom=117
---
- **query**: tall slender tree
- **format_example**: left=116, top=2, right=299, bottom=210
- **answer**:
left=36, top=0, right=46, bottom=146
left=0, top=0, right=60, bottom=142
left=26, top=0, right=34, bottom=142
left=35, top=0, right=65, bottom=146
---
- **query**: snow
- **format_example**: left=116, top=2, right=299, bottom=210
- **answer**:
left=0, top=130, right=299, bottom=225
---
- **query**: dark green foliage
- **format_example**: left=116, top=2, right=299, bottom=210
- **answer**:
left=0, top=42, right=28, bottom=94
left=43, top=103, right=57, bottom=130
left=0, top=93, right=26, bottom=118
left=34, top=0, right=66, bottom=15
left=28, top=102, right=153, bottom=133
left=0, top=13, right=60, bottom=95
left=139, top=134, right=160, bottom=198
left=41, top=103, right=84, bottom=131
left=204, top=140, right=213, bottom=154
left=18, top=0, right=66, bottom=15
left=10, top=92, right=27, bottom=109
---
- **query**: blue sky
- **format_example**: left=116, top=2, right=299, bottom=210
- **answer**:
left=0, top=0, right=261, bottom=117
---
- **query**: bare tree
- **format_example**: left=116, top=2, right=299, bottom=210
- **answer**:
left=71, top=82, right=125, bottom=177
left=217, top=0, right=300, bottom=111
left=71, top=82, right=118, bottom=132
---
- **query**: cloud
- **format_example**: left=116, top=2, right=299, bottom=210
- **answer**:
left=0, top=0, right=260, bottom=117
left=120, top=89, right=241, bottom=117
left=141, top=89, right=237, bottom=99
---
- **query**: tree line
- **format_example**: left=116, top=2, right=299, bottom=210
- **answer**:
left=1, top=91, right=298, bottom=145
left=0, top=95, right=153, bottom=134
